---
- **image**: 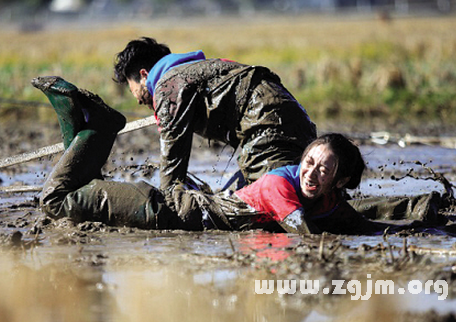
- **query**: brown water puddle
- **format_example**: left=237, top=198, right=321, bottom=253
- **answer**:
left=1, top=223, right=456, bottom=322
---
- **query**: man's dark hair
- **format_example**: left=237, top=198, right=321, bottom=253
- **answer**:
left=113, top=37, right=171, bottom=84
left=302, top=133, right=366, bottom=190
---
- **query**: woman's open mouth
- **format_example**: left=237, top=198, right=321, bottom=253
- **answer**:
left=305, top=180, right=318, bottom=191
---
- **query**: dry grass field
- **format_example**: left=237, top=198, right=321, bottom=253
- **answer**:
left=0, top=14, right=455, bottom=131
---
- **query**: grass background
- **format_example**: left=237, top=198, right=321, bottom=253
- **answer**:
left=0, top=14, right=455, bottom=134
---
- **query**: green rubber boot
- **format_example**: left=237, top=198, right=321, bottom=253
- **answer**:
left=31, top=76, right=126, bottom=148
left=32, top=76, right=83, bottom=149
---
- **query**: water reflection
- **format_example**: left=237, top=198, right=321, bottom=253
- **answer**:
left=1, top=227, right=456, bottom=322
left=237, top=232, right=299, bottom=261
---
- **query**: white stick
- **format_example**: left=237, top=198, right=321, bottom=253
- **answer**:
left=0, top=185, right=42, bottom=193
left=0, top=116, right=157, bottom=169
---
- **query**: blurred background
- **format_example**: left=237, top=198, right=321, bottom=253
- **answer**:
left=1, top=0, right=455, bottom=19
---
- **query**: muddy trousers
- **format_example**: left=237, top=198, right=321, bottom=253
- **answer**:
left=348, top=191, right=447, bottom=225
left=40, top=129, right=171, bottom=229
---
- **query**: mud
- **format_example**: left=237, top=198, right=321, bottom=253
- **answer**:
left=1, top=121, right=456, bottom=322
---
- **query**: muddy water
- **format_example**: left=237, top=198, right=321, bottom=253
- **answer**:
left=1, top=132, right=456, bottom=322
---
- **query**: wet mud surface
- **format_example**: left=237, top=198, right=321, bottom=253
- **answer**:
left=1, top=121, right=456, bottom=322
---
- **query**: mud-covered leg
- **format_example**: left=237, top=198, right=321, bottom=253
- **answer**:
left=40, top=129, right=115, bottom=217
left=40, top=129, right=172, bottom=229
left=348, top=192, right=447, bottom=225
left=36, top=75, right=128, bottom=216
left=33, top=76, right=176, bottom=229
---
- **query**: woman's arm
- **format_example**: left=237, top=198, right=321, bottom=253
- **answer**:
left=279, top=208, right=321, bottom=234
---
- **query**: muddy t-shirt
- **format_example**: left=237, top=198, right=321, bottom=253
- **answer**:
left=235, top=165, right=303, bottom=222
left=235, top=165, right=377, bottom=234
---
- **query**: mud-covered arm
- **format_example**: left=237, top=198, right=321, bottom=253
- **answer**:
left=154, top=82, right=199, bottom=193
left=312, top=200, right=389, bottom=235
left=278, top=208, right=321, bottom=234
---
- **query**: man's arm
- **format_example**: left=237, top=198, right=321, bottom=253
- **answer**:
left=157, top=97, right=198, bottom=192
left=154, top=78, right=200, bottom=196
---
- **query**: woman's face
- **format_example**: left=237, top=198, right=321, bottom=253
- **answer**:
left=299, top=143, right=338, bottom=200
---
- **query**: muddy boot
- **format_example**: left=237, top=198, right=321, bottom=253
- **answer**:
left=32, top=76, right=84, bottom=149
left=31, top=76, right=126, bottom=148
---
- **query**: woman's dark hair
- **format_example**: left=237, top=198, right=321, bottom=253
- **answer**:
left=301, top=133, right=366, bottom=189
left=113, top=37, right=171, bottom=84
